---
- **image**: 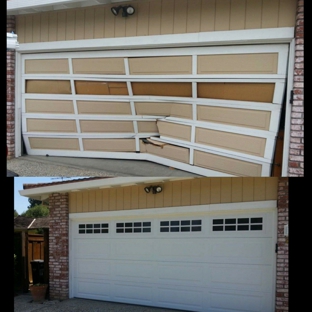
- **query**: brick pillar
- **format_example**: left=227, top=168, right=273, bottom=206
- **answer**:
left=289, top=0, right=304, bottom=176
left=7, top=15, right=16, bottom=159
left=48, top=193, right=69, bottom=300
left=275, top=178, right=289, bottom=312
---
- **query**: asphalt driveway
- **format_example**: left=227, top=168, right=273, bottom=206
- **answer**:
left=14, top=293, right=185, bottom=312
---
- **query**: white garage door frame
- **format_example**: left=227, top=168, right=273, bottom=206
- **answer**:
left=69, top=200, right=277, bottom=312
left=15, top=27, right=295, bottom=176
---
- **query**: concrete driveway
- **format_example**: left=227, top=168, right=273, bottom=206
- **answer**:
left=7, top=155, right=200, bottom=177
left=14, top=293, right=185, bottom=312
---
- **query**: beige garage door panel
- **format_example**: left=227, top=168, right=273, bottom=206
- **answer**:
left=195, top=127, right=266, bottom=157
left=25, top=99, right=75, bottom=114
left=135, top=102, right=172, bottom=116
left=27, top=119, right=77, bottom=133
left=193, top=150, right=262, bottom=177
left=170, top=103, right=193, bottom=119
left=197, top=106, right=271, bottom=130
left=132, top=82, right=192, bottom=97
left=72, top=58, right=125, bottom=75
left=80, top=120, right=134, bottom=133
left=75, top=81, right=129, bottom=95
left=26, top=80, right=72, bottom=94
left=25, top=59, right=70, bottom=74
left=77, top=101, right=132, bottom=115
left=197, top=83, right=275, bottom=103
left=83, top=138, right=136, bottom=152
left=129, top=56, right=192, bottom=75
left=137, top=121, right=158, bottom=133
left=140, top=140, right=189, bottom=164
left=197, top=53, right=278, bottom=74
left=157, top=121, right=192, bottom=142
left=29, top=137, right=80, bottom=150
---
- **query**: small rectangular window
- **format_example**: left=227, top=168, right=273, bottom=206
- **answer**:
left=213, top=226, right=223, bottom=231
left=212, top=217, right=263, bottom=232
left=213, top=219, right=223, bottom=225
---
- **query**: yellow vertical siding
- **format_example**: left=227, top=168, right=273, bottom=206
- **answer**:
left=16, top=0, right=296, bottom=43
left=69, top=177, right=278, bottom=213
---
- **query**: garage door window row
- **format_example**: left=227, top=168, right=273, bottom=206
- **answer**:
left=160, top=220, right=202, bottom=232
left=78, top=223, right=109, bottom=234
left=212, top=217, right=263, bottom=231
left=116, top=222, right=151, bottom=233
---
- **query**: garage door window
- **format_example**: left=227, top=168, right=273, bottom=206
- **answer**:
left=212, top=217, right=263, bottom=231
left=78, top=223, right=109, bottom=234
left=116, top=221, right=151, bottom=233
left=160, top=220, right=202, bottom=232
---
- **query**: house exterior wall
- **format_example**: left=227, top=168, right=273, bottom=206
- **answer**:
left=48, top=192, right=69, bottom=300
left=275, top=177, right=289, bottom=311
left=15, top=0, right=297, bottom=44
left=46, top=177, right=287, bottom=308
left=6, top=15, right=16, bottom=159
left=69, top=177, right=278, bottom=213
left=289, top=0, right=304, bottom=176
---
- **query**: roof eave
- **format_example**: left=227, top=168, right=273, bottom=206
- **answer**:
left=19, top=177, right=196, bottom=199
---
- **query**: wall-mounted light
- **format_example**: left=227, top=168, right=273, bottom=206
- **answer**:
left=111, top=5, right=135, bottom=17
left=144, top=185, right=163, bottom=194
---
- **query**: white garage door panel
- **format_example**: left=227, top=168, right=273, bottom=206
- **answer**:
left=158, top=263, right=204, bottom=286
left=210, top=238, right=273, bottom=264
left=75, top=259, right=111, bottom=278
left=75, top=239, right=111, bottom=258
left=209, top=290, right=265, bottom=312
left=75, top=279, right=111, bottom=299
left=113, top=261, right=154, bottom=282
left=209, top=264, right=272, bottom=292
left=113, top=239, right=154, bottom=259
left=112, top=282, right=154, bottom=304
left=158, top=286, right=203, bottom=310
left=70, top=207, right=276, bottom=312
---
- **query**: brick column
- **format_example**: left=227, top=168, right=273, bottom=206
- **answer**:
left=48, top=193, right=69, bottom=300
left=6, top=15, right=16, bottom=159
left=289, top=0, right=304, bottom=176
left=275, top=178, right=289, bottom=312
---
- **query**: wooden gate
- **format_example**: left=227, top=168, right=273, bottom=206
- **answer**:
left=27, top=234, right=44, bottom=283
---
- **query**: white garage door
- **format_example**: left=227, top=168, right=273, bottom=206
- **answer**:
left=70, top=203, right=277, bottom=312
left=21, top=44, right=288, bottom=176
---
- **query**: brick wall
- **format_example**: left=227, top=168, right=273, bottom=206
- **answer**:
left=275, top=178, right=289, bottom=312
left=7, top=15, right=16, bottom=159
left=48, top=193, right=69, bottom=300
left=289, top=0, right=304, bottom=176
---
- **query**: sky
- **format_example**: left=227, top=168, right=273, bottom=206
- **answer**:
left=14, top=177, right=88, bottom=215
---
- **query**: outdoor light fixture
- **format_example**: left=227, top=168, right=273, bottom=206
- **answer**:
left=111, top=5, right=135, bottom=17
left=7, top=32, right=19, bottom=50
left=144, top=185, right=163, bottom=194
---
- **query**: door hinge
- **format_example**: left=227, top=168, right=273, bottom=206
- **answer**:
left=275, top=243, right=278, bottom=253
left=290, top=90, right=294, bottom=104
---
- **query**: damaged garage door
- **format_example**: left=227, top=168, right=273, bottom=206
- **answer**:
left=21, top=44, right=288, bottom=176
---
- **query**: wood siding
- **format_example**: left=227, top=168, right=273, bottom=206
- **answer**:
left=69, top=177, right=278, bottom=212
left=16, top=0, right=296, bottom=44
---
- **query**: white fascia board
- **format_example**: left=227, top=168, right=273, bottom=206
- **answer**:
left=7, top=0, right=133, bottom=15
left=18, top=177, right=195, bottom=199
left=17, top=27, right=295, bottom=53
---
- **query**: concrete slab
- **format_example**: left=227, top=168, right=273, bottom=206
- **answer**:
left=7, top=155, right=201, bottom=177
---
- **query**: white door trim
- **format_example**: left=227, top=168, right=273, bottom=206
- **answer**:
left=16, top=27, right=294, bottom=53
